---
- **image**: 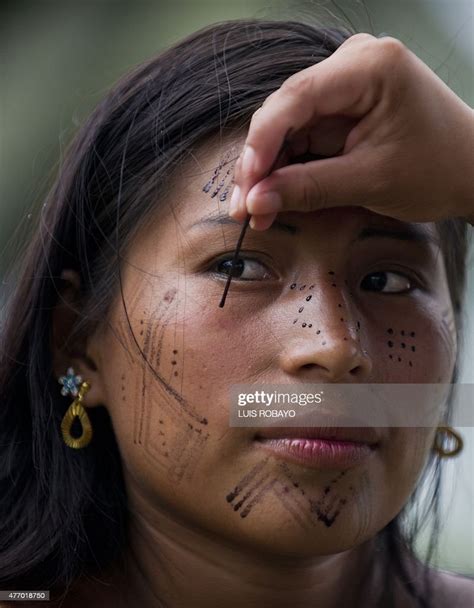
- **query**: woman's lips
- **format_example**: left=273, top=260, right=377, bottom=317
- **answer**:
left=253, top=427, right=379, bottom=469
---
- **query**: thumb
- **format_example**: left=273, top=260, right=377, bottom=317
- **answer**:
left=245, top=152, right=381, bottom=215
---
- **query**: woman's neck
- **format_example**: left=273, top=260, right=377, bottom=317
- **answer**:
left=90, top=484, right=381, bottom=608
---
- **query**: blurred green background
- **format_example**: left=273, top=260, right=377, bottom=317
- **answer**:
left=1, top=0, right=473, bottom=576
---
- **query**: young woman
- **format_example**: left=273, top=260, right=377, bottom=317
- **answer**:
left=0, top=18, right=473, bottom=608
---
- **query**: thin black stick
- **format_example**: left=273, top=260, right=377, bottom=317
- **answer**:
left=218, top=214, right=251, bottom=308
left=218, top=130, right=292, bottom=308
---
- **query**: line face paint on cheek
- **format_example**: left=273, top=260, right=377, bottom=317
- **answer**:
left=108, top=278, right=220, bottom=485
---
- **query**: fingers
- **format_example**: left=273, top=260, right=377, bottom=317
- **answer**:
left=230, top=34, right=410, bottom=219
left=229, top=35, right=376, bottom=206
left=245, top=152, right=378, bottom=215
left=249, top=212, right=278, bottom=231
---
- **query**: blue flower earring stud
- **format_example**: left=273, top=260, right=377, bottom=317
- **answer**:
left=58, top=367, right=93, bottom=449
left=59, top=367, right=83, bottom=397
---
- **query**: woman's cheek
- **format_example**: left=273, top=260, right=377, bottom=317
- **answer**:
left=181, top=297, right=277, bottom=387
left=103, top=282, right=270, bottom=450
left=366, top=301, right=456, bottom=383
left=99, top=282, right=215, bottom=485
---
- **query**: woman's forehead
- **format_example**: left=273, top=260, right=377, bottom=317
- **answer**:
left=171, top=141, right=440, bottom=249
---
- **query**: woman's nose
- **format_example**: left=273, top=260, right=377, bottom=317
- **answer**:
left=278, top=290, right=372, bottom=382
left=280, top=335, right=372, bottom=382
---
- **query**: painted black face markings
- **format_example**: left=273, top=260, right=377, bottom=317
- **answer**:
left=385, top=327, right=418, bottom=367
left=171, top=349, right=179, bottom=378
left=226, top=459, right=303, bottom=522
left=225, top=456, right=358, bottom=529
left=202, top=149, right=236, bottom=201
left=134, top=290, right=187, bottom=448
left=280, top=464, right=349, bottom=527
left=165, top=421, right=210, bottom=483
left=140, top=328, right=210, bottom=482
left=225, top=457, right=276, bottom=518
left=113, top=281, right=211, bottom=483
left=309, top=471, right=351, bottom=528
left=276, top=463, right=355, bottom=528
left=272, top=480, right=313, bottom=530
left=287, top=271, right=362, bottom=345
left=228, top=460, right=371, bottom=539
left=112, top=285, right=148, bottom=367
left=139, top=377, right=211, bottom=484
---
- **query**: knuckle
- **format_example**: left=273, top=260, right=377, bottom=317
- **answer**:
left=373, top=37, right=411, bottom=99
left=247, top=119, right=266, bottom=148
left=261, top=89, right=278, bottom=108
left=378, top=36, right=408, bottom=61
left=347, top=32, right=377, bottom=45
left=250, top=106, right=261, bottom=122
left=339, top=32, right=377, bottom=55
left=280, top=72, right=308, bottom=98
left=346, top=34, right=408, bottom=73
left=359, top=36, right=409, bottom=94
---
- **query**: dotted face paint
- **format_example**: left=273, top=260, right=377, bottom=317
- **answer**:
left=287, top=271, right=362, bottom=345
left=385, top=328, right=418, bottom=367
left=112, top=282, right=210, bottom=485
left=202, top=149, right=236, bottom=201
left=172, top=349, right=179, bottom=377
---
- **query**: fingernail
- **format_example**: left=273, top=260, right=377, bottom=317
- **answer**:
left=241, top=145, right=256, bottom=176
left=228, top=185, right=241, bottom=217
left=247, top=191, right=282, bottom=215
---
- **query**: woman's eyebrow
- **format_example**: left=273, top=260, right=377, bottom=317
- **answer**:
left=189, top=212, right=299, bottom=235
left=356, top=225, right=440, bottom=247
left=189, top=213, right=439, bottom=245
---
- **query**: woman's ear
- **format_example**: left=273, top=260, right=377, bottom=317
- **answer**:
left=51, top=269, right=106, bottom=408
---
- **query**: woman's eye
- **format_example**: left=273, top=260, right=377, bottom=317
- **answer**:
left=360, top=271, right=412, bottom=293
left=213, top=257, right=272, bottom=281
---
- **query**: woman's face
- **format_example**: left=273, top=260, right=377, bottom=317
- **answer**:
left=91, top=135, right=456, bottom=557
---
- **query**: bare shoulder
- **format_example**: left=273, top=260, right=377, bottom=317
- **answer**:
left=430, top=568, right=474, bottom=607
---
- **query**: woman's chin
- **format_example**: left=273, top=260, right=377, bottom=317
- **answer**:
left=220, top=500, right=374, bottom=558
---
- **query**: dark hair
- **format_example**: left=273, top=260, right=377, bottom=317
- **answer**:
left=0, top=18, right=469, bottom=608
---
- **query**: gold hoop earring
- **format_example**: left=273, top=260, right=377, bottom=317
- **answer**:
left=433, top=425, right=463, bottom=458
left=59, top=367, right=93, bottom=449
